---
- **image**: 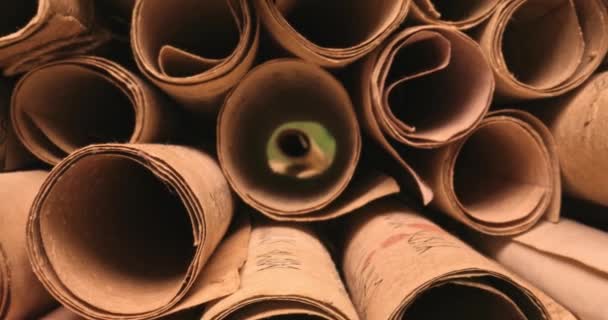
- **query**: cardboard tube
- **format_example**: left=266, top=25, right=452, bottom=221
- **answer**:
left=0, top=0, right=110, bottom=76
left=218, top=59, right=401, bottom=221
left=410, top=0, right=502, bottom=29
left=531, top=72, right=608, bottom=207
left=132, top=0, right=259, bottom=112
left=202, top=221, right=360, bottom=320
left=0, top=80, right=35, bottom=171
left=341, top=199, right=576, bottom=320
left=473, top=219, right=608, bottom=320
left=27, top=144, right=249, bottom=320
left=254, top=0, right=410, bottom=68
left=477, top=0, right=608, bottom=101
left=11, top=56, right=179, bottom=165
left=356, top=25, right=494, bottom=205
left=412, top=110, right=561, bottom=235
left=0, top=171, right=56, bottom=319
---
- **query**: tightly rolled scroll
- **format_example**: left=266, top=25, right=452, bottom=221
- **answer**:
left=132, top=0, right=259, bottom=111
left=473, top=219, right=608, bottom=320
left=342, top=199, right=576, bottom=320
left=410, top=0, right=501, bottom=29
left=254, top=0, right=410, bottom=68
left=357, top=25, right=494, bottom=204
left=11, top=56, right=179, bottom=165
left=203, top=221, right=359, bottom=320
left=27, top=144, right=247, bottom=320
left=0, top=80, right=34, bottom=171
left=412, top=110, right=561, bottom=235
left=218, top=59, right=400, bottom=221
left=531, top=72, right=608, bottom=206
left=478, top=0, right=608, bottom=101
left=0, top=0, right=110, bottom=76
left=0, top=171, right=56, bottom=319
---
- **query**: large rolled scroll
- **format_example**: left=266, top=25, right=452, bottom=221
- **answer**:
left=478, top=0, right=608, bottom=101
left=11, top=56, right=179, bottom=165
left=0, top=80, right=34, bottom=171
left=412, top=110, right=561, bottom=235
left=132, top=0, right=259, bottom=112
left=218, top=59, right=401, bottom=221
left=0, top=0, right=110, bottom=76
left=342, top=199, right=576, bottom=320
left=473, top=218, right=608, bottom=320
left=410, top=0, right=502, bottom=29
left=0, top=171, right=56, bottom=319
left=202, top=221, right=359, bottom=320
left=254, top=0, right=410, bottom=68
left=27, top=144, right=248, bottom=320
left=357, top=25, right=494, bottom=204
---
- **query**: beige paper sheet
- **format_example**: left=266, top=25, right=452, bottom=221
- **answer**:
left=27, top=144, right=248, bottom=320
left=0, top=171, right=56, bottom=320
left=132, top=0, right=259, bottom=112
left=475, top=218, right=608, bottom=320
left=477, top=0, right=608, bottom=101
left=0, top=79, right=35, bottom=171
left=202, top=221, right=360, bottom=320
left=342, top=199, right=575, bottom=320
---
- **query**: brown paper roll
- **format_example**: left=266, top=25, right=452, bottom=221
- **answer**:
left=477, top=0, right=608, bottom=101
left=0, top=79, right=35, bottom=171
left=412, top=110, right=561, bottom=235
left=357, top=25, right=494, bottom=204
left=132, top=0, right=259, bottom=112
left=410, top=0, right=501, bottom=29
left=27, top=144, right=249, bottom=320
left=0, top=171, right=56, bottom=319
left=531, top=72, right=608, bottom=207
left=342, top=199, right=576, bottom=320
left=218, top=59, right=401, bottom=221
left=254, top=0, right=410, bottom=68
left=0, top=0, right=110, bottom=76
left=202, top=221, right=360, bottom=320
left=41, top=307, right=85, bottom=320
left=11, top=56, right=179, bottom=165
left=473, top=219, right=608, bottom=320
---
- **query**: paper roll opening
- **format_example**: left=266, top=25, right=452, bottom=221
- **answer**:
left=0, top=1, right=37, bottom=37
left=39, top=154, right=195, bottom=313
left=277, top=129, right=311, bottom=158
left=13, top=64, right=135, bottom=163
left=453, top=121, right=550, bottom=224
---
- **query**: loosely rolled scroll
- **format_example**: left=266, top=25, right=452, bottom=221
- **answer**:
left=11, top=56, right=179, bottom=165
left=27, top=144, right=248, bottom=320
left=412, top=110, right=560, bottom=235
left=342, top=199, right=576, bottom=320
left=473, top=218, right=608, bottom=320
left=0, top=171, right=56, bottom=319
left=0, top=80, right=35, bottom=171
left=357, top=25, right=494, bottom=204
left=254, top=0, right=410, bottom=68
left=132, top=0, right=259, bottom=112
left=478, top=0, right=608, bottom=101
left=202, top=221, right=359, bottom=320
left=218, top=59, right=401, bottom=221
left=0, top=0, right=110, bottom=76
left=410, top=0, right=501, bottom=29
left=530, top=72, right=608, bottom=207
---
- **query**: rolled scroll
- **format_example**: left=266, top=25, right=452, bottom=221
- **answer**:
left=254, top=0, right=410, bottom=68
left=342, top=199, right=576, bottom=320
left=132, top=0, right=259, bottom=112
left=0, top=80, right=35, bottom=171
left=27, top=144, right=247, bottom=320
left=0, top=0, right=110, bottom=76
left=11, top=56, right=179, bottom=165
left=0, top=171, right=56, bottom=319
left=473, top=218, right=608, bottom=320
left=202, top=221, right=359, bottom=320
left=357, top=25, right=494, bottom=204
left=412, top=110, right=561, bottom=235
left=410, top=0, right=501, bottom=29
left=477, top=0, right=608, bottom=101
left=218, top=59, right=401, bottom=221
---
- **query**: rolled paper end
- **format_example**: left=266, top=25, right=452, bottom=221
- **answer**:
left=267, top=122, right=336, bottom=179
